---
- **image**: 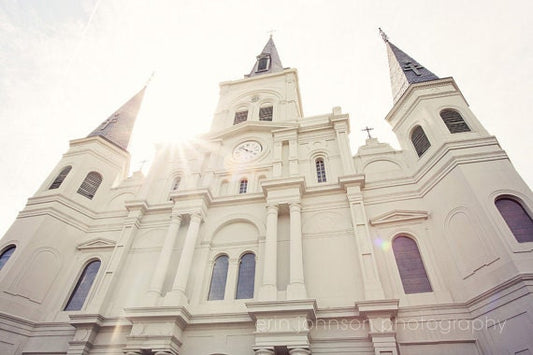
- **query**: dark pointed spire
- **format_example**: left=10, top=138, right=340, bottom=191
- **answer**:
left=246, top=36, right=284, bottom=78
left=87, top=85, right=147, bottom=151
left=380, top=28, right=439, bottom=103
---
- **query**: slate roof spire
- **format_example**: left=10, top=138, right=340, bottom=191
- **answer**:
left=379, top=28, right=439, bottom=103
left=246, top=36, right=284, bottom=78
left=87, top=85, right=147, bottom=151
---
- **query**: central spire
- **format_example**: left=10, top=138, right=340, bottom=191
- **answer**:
left=380, top=28, right=439, bottom=103
left=246, top=36, right=284, bottom=78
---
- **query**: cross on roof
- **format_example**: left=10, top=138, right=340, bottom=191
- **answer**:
left=362, top=126, right=374, bottom=139
left=99, top=113, right=119, bottom=131
left=137, top=159, right=149, bottom=171
left=267, top=29, right=276, bottom=38
left=403, top=61, right=424, bottom=76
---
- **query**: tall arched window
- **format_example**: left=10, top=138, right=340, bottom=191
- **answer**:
left=495, top=196, right=533, bottom=243
left=172, top=177, right=181, bottom=191
left=392, top=236, right=432, bottom=294
left=239, top=179, right=248, bottom=194
left=440, top=109, right=470, bottom=133
left=64, top=260, right=101, bottom=311
left=316, top=158, right=327, bottom=183
left=0, top=245, right=16, bottom=271
left=77, top=172, right=102, bottom=200
left=236, top=253, right=256, bottom=299
left=208, top=255, right=229, bottom=300
left=411, top=126, right=431, bottom=157
left=49, top=166, right=72, bottom=189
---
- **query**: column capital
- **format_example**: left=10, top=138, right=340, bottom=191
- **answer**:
left=266, top=203, right=279, bottom=213
left=288, top=348, right=311, bottom=355
left=189, top=211, right=203, bottom=223
left=289, top=201, right=302, bottom=212
left=254, top=347, right=275, bottom=355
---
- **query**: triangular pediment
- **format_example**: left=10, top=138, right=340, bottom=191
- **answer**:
left=77, top=238, right=116, bottom=250
left=370, top=209, right=429, bottom=226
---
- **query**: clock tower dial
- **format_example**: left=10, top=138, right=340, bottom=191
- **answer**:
left=233, top=141, right=263, bottom=162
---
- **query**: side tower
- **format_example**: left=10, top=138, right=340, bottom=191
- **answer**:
left=0, top=87, right=146, bottom=353
left=373, top=29, right=533, bottom=354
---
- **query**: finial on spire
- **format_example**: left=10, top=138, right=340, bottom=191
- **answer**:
left=267, top=28, right=276, bottom=39
left=379, top=27, right=389, bottom=42
left=145, top=71, right=155, bottom=87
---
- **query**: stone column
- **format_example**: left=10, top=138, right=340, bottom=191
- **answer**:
left=166, top=212, right=202, bottom=305
left=224, top=256, right=239, bottom=300
left=273, top=141, right=283, bottom=177
left=289, top=348, right=311, bottom=355
left=287, top=202, right=307, bottom=299
left=259, top=203, right=278, bottom=300
left=146, top=211, right=182, bottom=304
left=334, top=121, right=356, bottom=175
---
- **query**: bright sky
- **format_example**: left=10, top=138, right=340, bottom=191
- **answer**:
left=0, top=0, right=532, bottom=238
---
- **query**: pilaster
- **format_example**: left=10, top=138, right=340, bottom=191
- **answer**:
left=258, top=203, right=279, bottom=301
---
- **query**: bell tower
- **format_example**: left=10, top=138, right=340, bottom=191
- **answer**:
left=209, top=36, right=304, bottom=133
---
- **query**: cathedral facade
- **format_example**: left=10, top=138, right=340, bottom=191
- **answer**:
left=0, top=33, right=532, bottom=355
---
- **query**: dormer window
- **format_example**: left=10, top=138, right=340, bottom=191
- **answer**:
left=256, top=55, right=270, bottom=72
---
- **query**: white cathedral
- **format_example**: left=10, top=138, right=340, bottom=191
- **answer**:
left=0, top=32, right=532, bottom=355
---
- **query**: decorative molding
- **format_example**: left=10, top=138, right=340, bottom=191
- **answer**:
left=369, top=210, right=429, bottom=226
left=77, top=238, right=117, bottom=251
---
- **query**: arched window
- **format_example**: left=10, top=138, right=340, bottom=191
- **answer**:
left=239, top=179, right=248, bottom=194
left=49, top=166, right=72, bottom=189
left=64, top=260, right=101, bottom=311
left=208, top=255, right=229, bottom=300
left=77, top=172, right=102, bottom=200
left=233, top=110, right=248, bottom=125
left=172, top=177, right=181, bottom=191
left=411, top=126, right=431, bottom=157
left=0, top=245, right=16, bottom=271
left=236, top=253, right=256, bottom=299
left=495, top=197, right=533, bottom=243
left=440, top=109, right=470, bottom=133
left=316, top=158, right=327, bottom=183
left=259, top=105, right=273, bottom=121
left=392, top=236, right=432, bottom=294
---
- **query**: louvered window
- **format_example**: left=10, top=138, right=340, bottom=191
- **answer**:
left=393, top=236, right=432, bottom=294
left=208, top=255, right=229, bottom=300
left=77, top=172, right=102, bottom=200
left=0, top=245, right=16, bottom=271
left=239, top=179, right=248, bottom=194
left=234, top=110, right=248, bottom=125
left=440, top=109, right=470, bottom=133
left=496, top=197, right=533, bottom=243
left=64, top=260, right=101, bottom=311
left=236, top=253, right=256, bottom=299
left=411, top=126, right=431, bottom=157
left=259, top=106, right=273, bottom=121
left=316, top=158, right=327, bottom=183
left=49, top=166, right=72, bottom=189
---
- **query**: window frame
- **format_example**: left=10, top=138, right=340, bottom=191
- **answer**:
left=410, top=125, right=431, bottom=158
left=259, top=105, right=274, bottom=121
left=64, top=259, right=101, bottom=311
left=256, top=55, right=271, bottom=72
left=49, top=166, right=72, bottom=190
left=207, top=254, right=230, bottom=301
left=77, top=171, right=103, bottom=200
left=233, top=110, right=249, bottom=125
left=235, top=252, right=256, bottom=299
left=0, top=245, right=16, bottom=271
left=315, top=158, right=327, bottom=183
left=440, top=109, right=471, bottom=134
left=239, top=179, right=248, bottom=194
left=392, top=235, right=433, bottom=294
left=495, top=195, right=533, bottom=243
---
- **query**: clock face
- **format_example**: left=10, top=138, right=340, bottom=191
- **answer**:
left=233, top=141, right=263, bottom=162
